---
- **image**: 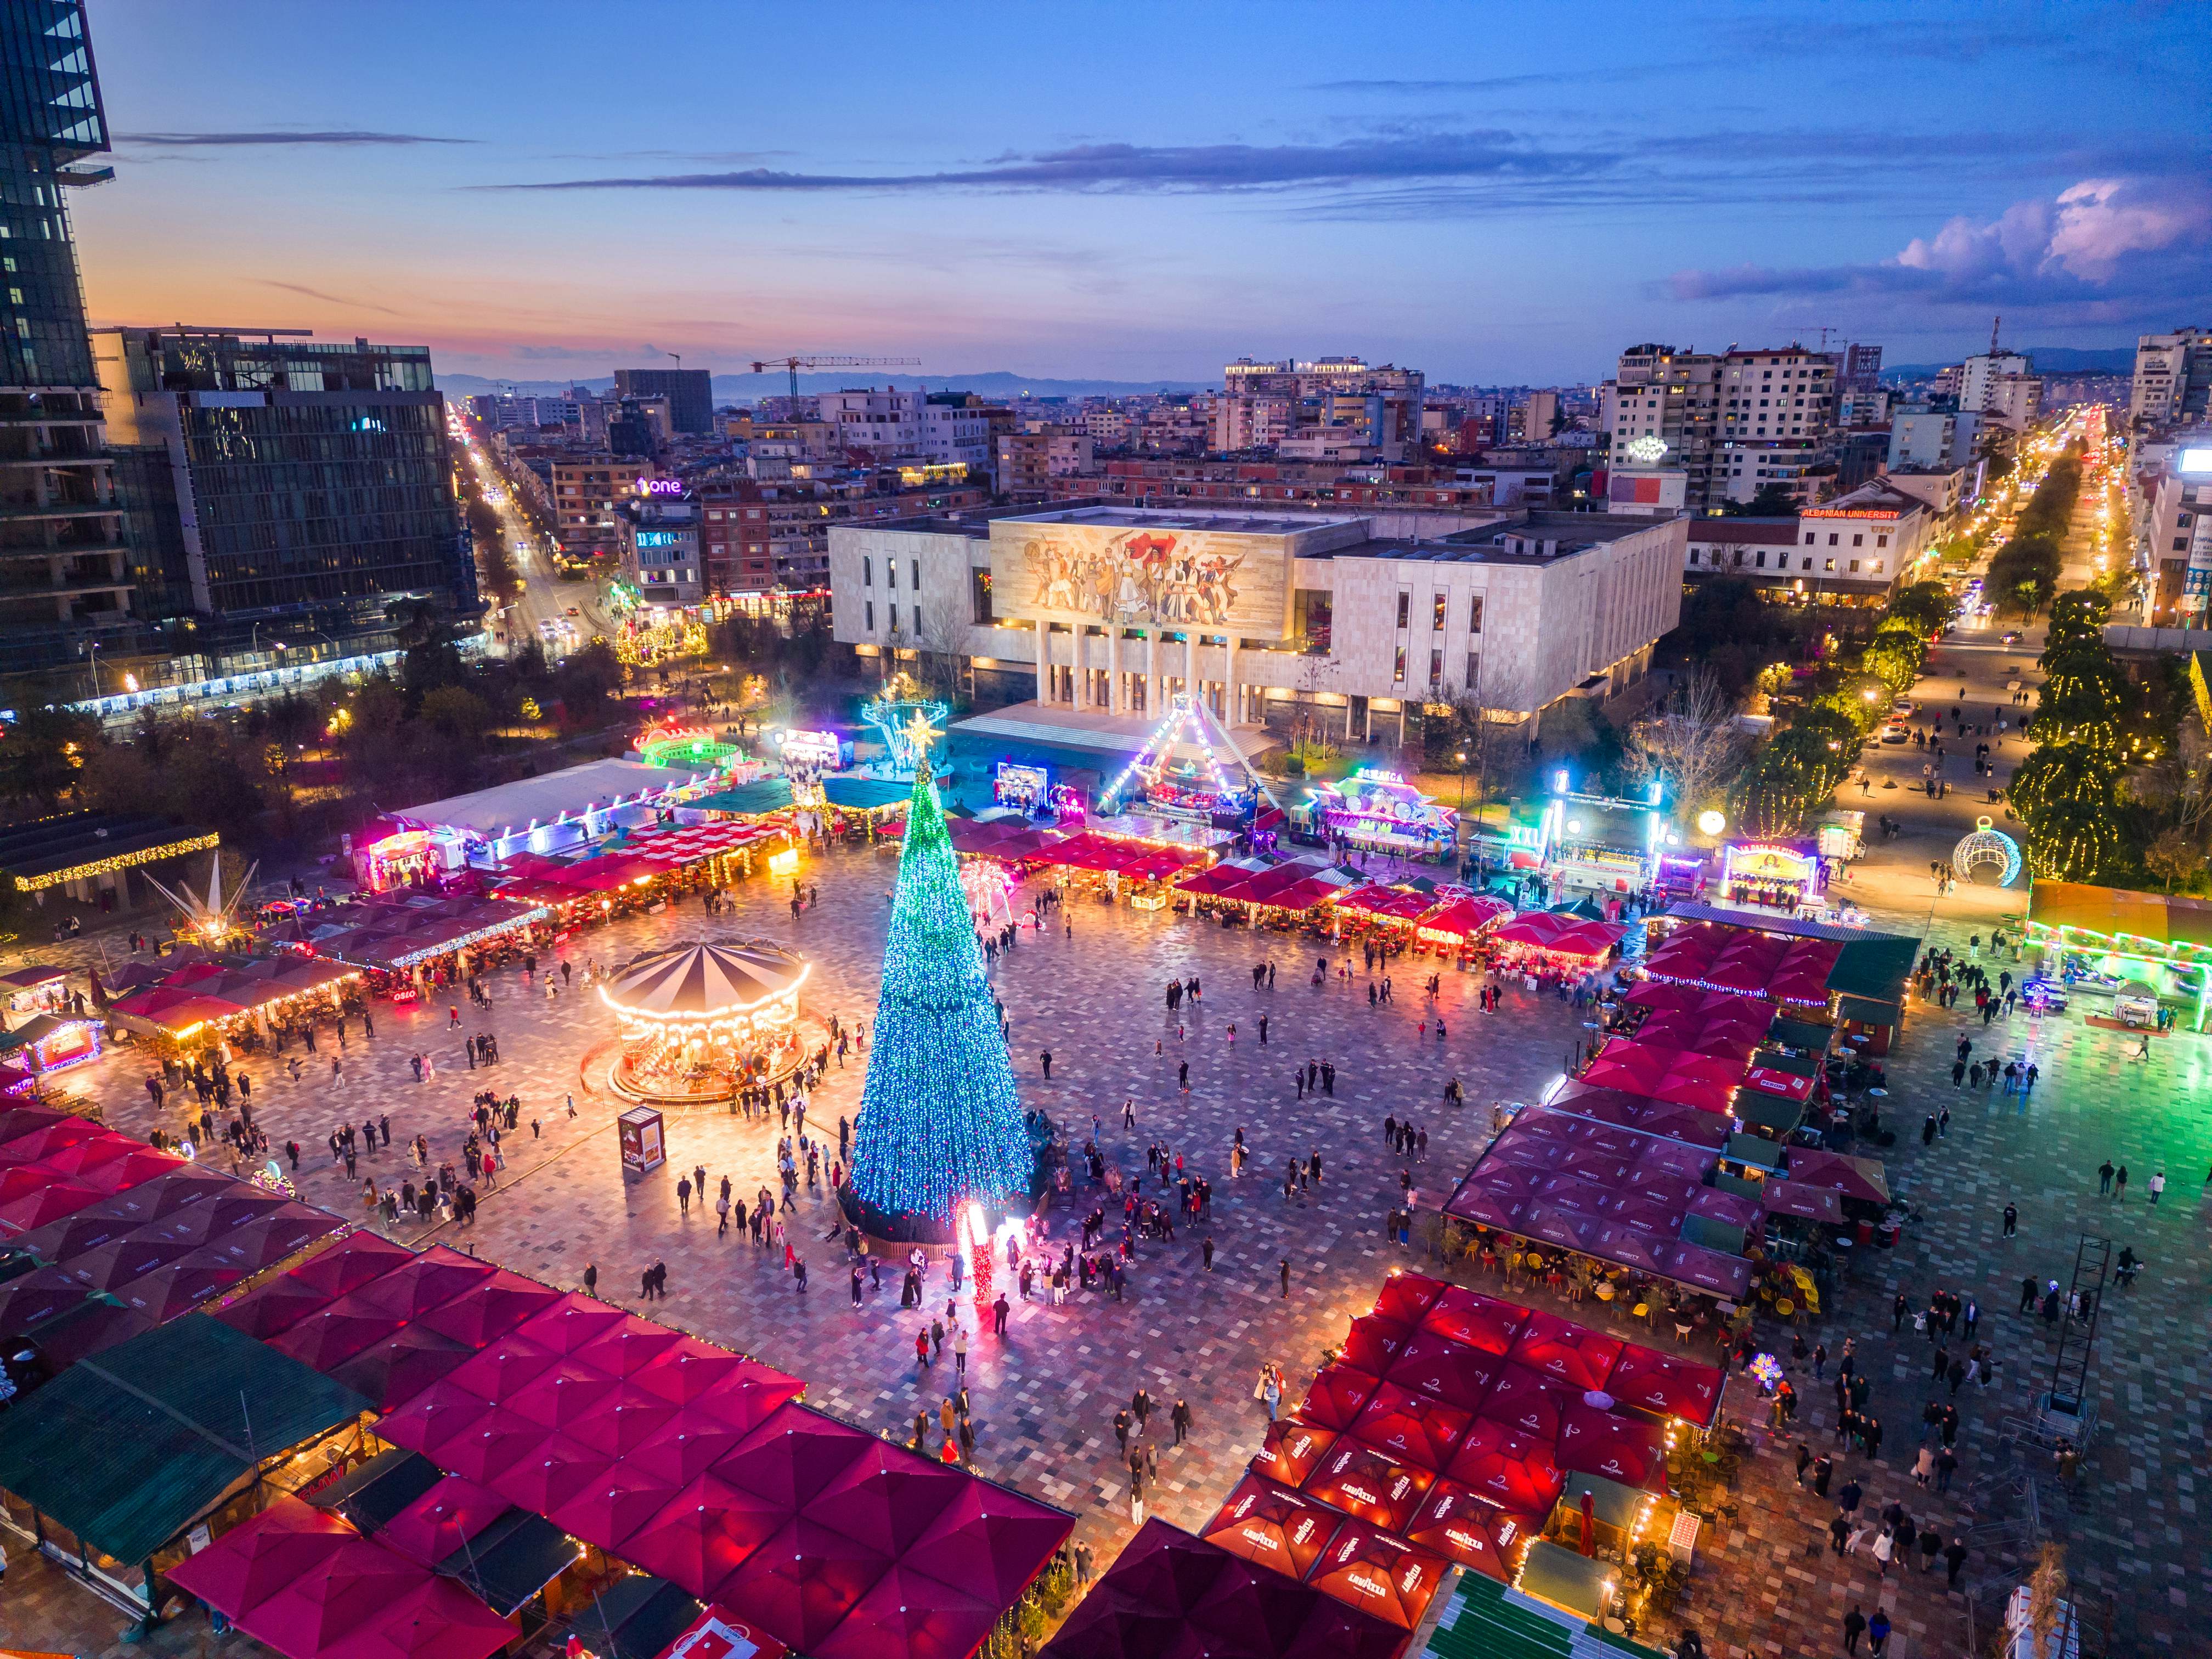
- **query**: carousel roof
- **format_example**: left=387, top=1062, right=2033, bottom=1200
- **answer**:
left=602, top=941, right=809, bottom=1019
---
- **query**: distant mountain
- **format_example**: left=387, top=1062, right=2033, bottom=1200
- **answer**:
left=1881, top=346, right=2135, bottom=382
left=437, top=369, right=1215, bottom=401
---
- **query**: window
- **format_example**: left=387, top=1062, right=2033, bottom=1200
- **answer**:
left=888, top=603, right=899, bottom=633
left=1849, top=560, right=1860, bottom=572
left=911, top=558, right=921, bottom=590
left=1756, top=551, right=1768, bottom=568
left=1871, top=560, right=1884, bottom=573
left=862, top=556, right=872, bottom=587
left=1852, top=534, right=1864, bottom=547
left=1395, top=592, right=1410, bottom=629
left=1429, top=648, right=1443, bottom=686
left=1468, top=594, right=1485, bottom=635
left=1393, top=646, right=1406, bottom=683
left=865, top=600, right=874, bottom=630
left=1824, top=558, right=1835, bottom=572
left=1804, top=533, right=1815, bottom=545
left=970, top=568, right=994, bottom=624
left=1465, top=651, right=1481, bottom=687
left=1802, top=557, right=1814, bottom=572
left=885, top=561, right=897, bottom=590
left=1827, top=533, right=1839, bottom=546
left=1432, top=593, right=1447, bottom=629
left=1876, top=534, right=1889, bottom=548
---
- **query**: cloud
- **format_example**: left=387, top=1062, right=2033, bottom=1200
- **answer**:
left=252, top=279, right=405, bottom=317
left=1307, top=61, right=1703, bottom=96
left=116, top=129, right=474, bottom=148
left=487, top=131, right=1616, bottom=194
left=1664, top=176, right=2212, bottom=311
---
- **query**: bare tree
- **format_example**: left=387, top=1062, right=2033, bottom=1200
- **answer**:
left=1291, top=651, right=1342, bottom=766
left=1622, top=668, right=1745, bottom=821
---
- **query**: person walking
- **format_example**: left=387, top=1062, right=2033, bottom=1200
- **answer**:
left=1842, top=1605, right=1867, bottom=1655
left=1944, top=1537, right=1968, bottom=1588
left=1279, top=1259, right=1290, bottom=1299
left=2002, top=1202, right=2017, bottom=1237
left=2115, top=1164, right=2129, bottom=1199
left=1171, top=1397, right=1191, bottom=1445
left=2150, top=1167, right=2167, bottom=1204
left=1868, top=1609, right=1891, bottom=1656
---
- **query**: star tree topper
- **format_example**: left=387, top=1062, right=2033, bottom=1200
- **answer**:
left=903, top=708, right=941, bottom=757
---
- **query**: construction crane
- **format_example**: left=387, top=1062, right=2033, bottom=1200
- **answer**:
left=749, top=354, right=922, bottom=404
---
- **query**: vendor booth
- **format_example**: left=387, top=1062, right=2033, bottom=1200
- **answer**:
left=1718, top=839, right=1825, bottom=912
left=0, top=966, right=71, bottom=1017
left=2024, top=879, right=2212, bottom=1031
left=1297, top=768, right=1457, bottom=862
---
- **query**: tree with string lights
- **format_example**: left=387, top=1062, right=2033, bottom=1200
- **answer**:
left=844, top=713, right=1032, bottom=1234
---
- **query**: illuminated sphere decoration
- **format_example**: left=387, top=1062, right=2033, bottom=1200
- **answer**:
left=600, top=938, right=811, bottom=1102
left=1695, top=810, right=1726, bottom=837
left=1952, top=817, right=2023, bottom=887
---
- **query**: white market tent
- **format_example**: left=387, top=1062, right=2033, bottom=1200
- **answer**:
left=390, top=758, right=719, bottom=866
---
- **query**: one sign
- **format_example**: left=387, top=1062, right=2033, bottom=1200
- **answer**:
left=635, top=476, right=686, bottom=498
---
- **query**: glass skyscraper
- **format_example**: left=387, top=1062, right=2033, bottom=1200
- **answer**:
left=0, top=0, right=129, bottom=684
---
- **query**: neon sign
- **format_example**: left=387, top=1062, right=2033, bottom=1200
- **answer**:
left=636, top=531, right=680, bottom=549
left=635, top=477, right=685, bottom=497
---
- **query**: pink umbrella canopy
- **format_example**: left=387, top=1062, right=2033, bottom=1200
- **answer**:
left=1202, top=1473, right=1342, bottom=1579
left=712, top=1406, right=876, bottom=1511
left=619, top=1472, right=788, bottom=1596
left=1420, top=1285, right=1530, bottom=1356
left=809, top=1564, right=1000, bottom=1659
left=1403, top=1480, right=1535, bottom=1583
left=800, top=1437, right=970, bottom=1559
left=712, top=1515, right=893, bottom=1651
left=544, top=1464, right=691, bottom=1557
left=1477, top=1363, right=1576, bottom=1443
left=896, top=1479, right=1073, bottom=1607
left=1346, top=1381, right=1474, bottom=1473
left=1299, top=1363, right=1383, bottom=1432
left=1386, top=1330, right=1503, bottom=1415
left=1558, top=1402, right=1668, bottom=1491
left=317, top=1576, right=520, bottom=1659
left=1605, top=1344, right=1726, bottom=1429
left=1300, top=1437, right=1434, bottom=1534
left=1509, top=1311, right=1626, bottom=1391
left=163, top=1492, right=354, bottom=1614
left=375, top=1476, right=512, bottom=1570
left=1338, top=1312, right=1417, bottom=1376
left=1444, top=1418, right=1565, bottom=1515
left=1248, top=1414, right=1339, bottom=1488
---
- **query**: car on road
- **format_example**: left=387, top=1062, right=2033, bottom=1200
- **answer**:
left=1891, top=697, right=1914, bottom=716
left=566, top=606, right=582, bottom=616
left=1878, top=722, right=1910, bottom=743
left=2000, top=630, right=2022, bottom=645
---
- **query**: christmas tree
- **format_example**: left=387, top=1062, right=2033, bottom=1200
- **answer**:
left=848, top=714, right=1031, bottom=1225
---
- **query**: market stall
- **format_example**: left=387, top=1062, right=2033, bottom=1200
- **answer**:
left=1718, top=839, right=1826, bottom=912
left=1413, top=892, right=1515, bottom=955
left=1489, top=911, right=1627, bottom=978
left=1296, top=767, right=1457, bottom=862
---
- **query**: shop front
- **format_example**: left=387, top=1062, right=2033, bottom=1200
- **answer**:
left=1719, top=839, right=1825, bottom=912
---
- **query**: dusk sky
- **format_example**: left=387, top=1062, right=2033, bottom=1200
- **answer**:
left=75, top=1, right=2211, bottom=387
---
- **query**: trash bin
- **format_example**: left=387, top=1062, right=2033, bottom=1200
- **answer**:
left=1856, top=1219, right=1875, bottom=1248
left=1877, top=1219, right=1900, bottom=1248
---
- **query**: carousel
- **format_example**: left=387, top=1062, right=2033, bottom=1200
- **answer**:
left=595, top=938, right=815, bottom=1104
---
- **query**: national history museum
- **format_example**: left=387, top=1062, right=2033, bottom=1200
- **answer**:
left=828, top=504, right=1687, bottom=767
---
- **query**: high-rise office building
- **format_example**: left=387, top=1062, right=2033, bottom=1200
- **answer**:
left=614, top=366, right=712, bottom=435
left=0, top=0, right=133, bottom=685
left=95, top=328, right=477, bottom=662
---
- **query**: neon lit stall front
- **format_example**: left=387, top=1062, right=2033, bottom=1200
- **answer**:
left=596, top=939, right=817, bottom=1103
left=1719, top=839, right=1826, bottom=912
left=1296, top=767, right=1456, bottom=862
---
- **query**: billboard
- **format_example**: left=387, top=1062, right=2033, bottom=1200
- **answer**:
left=989, top=520, right=1292, bottom=635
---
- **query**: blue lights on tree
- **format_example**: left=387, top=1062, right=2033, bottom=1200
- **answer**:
left=849, top=718, right=1031, bottom=1222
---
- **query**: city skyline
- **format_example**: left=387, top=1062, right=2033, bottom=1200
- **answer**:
left=75, top=0, right=2210, bottom=385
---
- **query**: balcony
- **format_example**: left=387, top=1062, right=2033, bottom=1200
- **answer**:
left=0, top=501, right=120, bottom=522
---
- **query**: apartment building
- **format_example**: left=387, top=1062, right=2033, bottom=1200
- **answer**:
left=997, top=427, right=1094, bottom=495
left=1681, top=479, right=1932, bottom=607
left=1212, top=357, right=1425, bottom=462
left=694, top=476, right=989, bottom=595
left=551, top=456, right=649, bottom=558
left=1958, top=351, right=2042, bottom=432
left=2129, top=329, right=2212, bottom=428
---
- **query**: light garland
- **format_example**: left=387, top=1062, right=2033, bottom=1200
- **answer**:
left=1100, top=692, right=1261, bottom=817
left=847, top=727, right=1031, bottom=1223
left=13, top=831, right=221, bottom=893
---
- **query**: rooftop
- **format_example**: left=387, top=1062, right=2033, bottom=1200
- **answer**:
left=1322, top=510, right=1676, bottom=566
left=1000, top=504, right=1368, bottom=536
left=1688, top=517, right=1801, bottom=546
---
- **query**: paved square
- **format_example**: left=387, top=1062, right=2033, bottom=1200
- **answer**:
left=20, top=832, right=2212, bottom=1658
